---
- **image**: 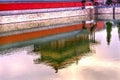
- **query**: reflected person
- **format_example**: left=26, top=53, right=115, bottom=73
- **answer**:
left=106, top=21, right=112, bottom=45
left=117, top=22, right=120, bottom=40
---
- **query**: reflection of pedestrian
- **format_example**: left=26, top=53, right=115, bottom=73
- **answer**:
left=54, top=66, right=58, bottom=73
left=117, top=22, right=120, bottom=40
left=82, top=21, right=86, bottom=29
left=89, top=24, right=96, bottom=43
left=90, top=24, right=96, bottom=34
left=106, top=21, right=112, bottom=45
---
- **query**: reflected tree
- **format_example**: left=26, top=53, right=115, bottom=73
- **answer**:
left=33, top=32, right=91, bottom=73
left=117, top=22, right=120, bottom=40
left=106, top=21, right=112, bottom=45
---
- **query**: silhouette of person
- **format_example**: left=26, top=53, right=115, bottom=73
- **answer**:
left=106, top=21, right=112, bottom=45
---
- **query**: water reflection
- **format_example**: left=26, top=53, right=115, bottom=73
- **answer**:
left=89, top=23, right=96, bottom=43
left=0, top=28, right=93, bottom=80
left=106, top=21, right=112, bottom=45
left=1, top=19, right=120, bottom=80
left=33, top=31, right=90, bottom=73
left=117, top=22, right=120, bottom=40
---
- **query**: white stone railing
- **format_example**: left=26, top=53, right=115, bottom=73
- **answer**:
left=0, top=7, right=94, bottom=24
left=0, top=15, right=93, bottom=33
left=96, top=6, right=120, bottom=14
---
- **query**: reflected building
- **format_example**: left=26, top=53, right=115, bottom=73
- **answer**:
left=33, top=30, right=91, bottom=73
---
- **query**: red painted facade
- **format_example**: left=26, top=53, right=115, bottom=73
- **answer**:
left=96, top=21, right=104, bottom=30
left=0, top=23, right=83, bottom=45
left=0, top=22, right=104, bottom=45
left=0, top=2, right=83, bottom=11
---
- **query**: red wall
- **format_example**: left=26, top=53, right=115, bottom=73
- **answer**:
left=0, top=2, right=83, bottom=11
